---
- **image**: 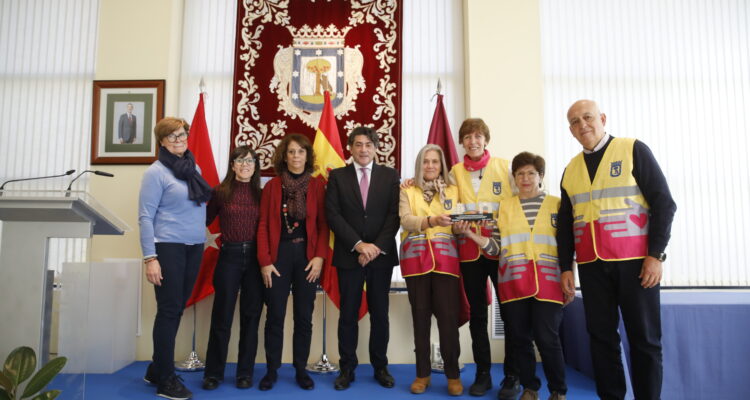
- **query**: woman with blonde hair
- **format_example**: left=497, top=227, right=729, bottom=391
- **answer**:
left=399, top=144, right=463, bottom=396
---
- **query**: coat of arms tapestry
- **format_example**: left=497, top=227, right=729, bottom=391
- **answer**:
left=230, top=0, right=403, bottom=174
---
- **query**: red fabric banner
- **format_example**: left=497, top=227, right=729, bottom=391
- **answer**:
left=313, top=91, right=368, bottom=320
left=230, top=0, right=402, bottom=174
left=186, top=93, right=221, bottom=307
left=427, top=94, right=460, bottom=167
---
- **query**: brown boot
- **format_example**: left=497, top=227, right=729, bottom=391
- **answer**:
left=520, top=388, right=539, bottom=400
left=410, top=376, right=431, bottom=394
left=547, top=391, right=566, bottom=400
left=447, top=378, right=463, bottom=396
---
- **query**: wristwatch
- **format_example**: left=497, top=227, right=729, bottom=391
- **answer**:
left=649, top=252, right=667, bottom=262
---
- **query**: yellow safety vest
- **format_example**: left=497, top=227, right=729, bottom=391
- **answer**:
left=400, top=185, right=460, bottom=277
left=498, top=195, right=563, bottom=304
left=561, top=138, right=649, bottom=264
left=451, top=157, right=511, bottom=261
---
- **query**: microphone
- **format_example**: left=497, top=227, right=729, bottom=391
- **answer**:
left=66, top=170, right=115, bottom=191
left=0, top=169, right=76, bottom=191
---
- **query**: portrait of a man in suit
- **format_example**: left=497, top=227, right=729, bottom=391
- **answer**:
left=118, top=102, right=138, bottom=144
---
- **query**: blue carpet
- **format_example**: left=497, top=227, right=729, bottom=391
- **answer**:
left=54, top=362, right=598, bottom=399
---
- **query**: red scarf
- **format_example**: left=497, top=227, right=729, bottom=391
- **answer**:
left=463, top=150, right=490, bottom=171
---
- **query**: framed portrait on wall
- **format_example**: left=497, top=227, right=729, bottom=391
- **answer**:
left=91, top=80, right=165, bottom=164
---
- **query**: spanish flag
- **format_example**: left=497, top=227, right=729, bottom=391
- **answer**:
left=312, top=91, right=368, bottom=319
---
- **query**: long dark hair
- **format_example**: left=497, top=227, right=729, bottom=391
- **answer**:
left=216, top=146, right=261, bottom=203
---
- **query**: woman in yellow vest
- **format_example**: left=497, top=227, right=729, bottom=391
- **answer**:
left=399, top=144, right=463, bottom=396
left=456, top=152, right=568, bottom=400
left=449, top=118, right=518, bottom=398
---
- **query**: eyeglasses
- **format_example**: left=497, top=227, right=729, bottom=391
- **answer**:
left=166, top=132, right=189, bottom=142
left=234, top=157, right=255, bottom=165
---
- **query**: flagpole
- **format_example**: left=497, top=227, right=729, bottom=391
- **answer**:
left=175, top=304, right=205, bottom=371
left=175, top=80, right=209, bottom=372
left=306, top=289, right=339, bottom=374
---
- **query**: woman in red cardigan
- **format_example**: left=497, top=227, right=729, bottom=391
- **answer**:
left=256, top=133, right=329, bottom=391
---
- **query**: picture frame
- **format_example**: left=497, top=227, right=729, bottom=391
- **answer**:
left=91, top=80, right=165, bottom=164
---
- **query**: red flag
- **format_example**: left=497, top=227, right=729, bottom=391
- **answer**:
left=312, top=91, right=368, bottom=320
left=426, top=93, right=478, bottom=325
left=427, top=94, right=460, bottom=167
left=185, top=93, right=221, bottom=307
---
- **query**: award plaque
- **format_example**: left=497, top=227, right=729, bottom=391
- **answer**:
left=449, top=213, right=494, bottom=222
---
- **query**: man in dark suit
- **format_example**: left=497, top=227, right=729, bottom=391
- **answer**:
left=118, top=103, right=137, bottom=144
left=325, top=126, right=401, bottom=391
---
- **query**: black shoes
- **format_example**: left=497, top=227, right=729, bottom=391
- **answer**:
left=497, top=375, right=521, bottom=400
left=201, top=376, right=220, bottom=390
left=374, top=367, right=395, bottom=388
left=235, top=376, right=252, bottom=389
left=295, top=370, right=315, bottom=390
left=143, top=363, right=158, bottom=385
left=469, top=371, right=493, bottom=396
left=334, top=369, right=355, bottom=390
left=157, top=374, right=192, bottom=400
left=258, top=371, right=277, bottom=391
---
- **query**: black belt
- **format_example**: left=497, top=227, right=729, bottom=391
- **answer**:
left=222, top=241, right=255, bottom=249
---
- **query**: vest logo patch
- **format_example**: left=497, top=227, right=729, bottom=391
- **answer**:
left=610, top=161, right=622, bottom=177
left=444, top=199, right=453, bottom=210
left=492, top=181, right=502, bottom=195
left=551, top=213, right=558, bottom=228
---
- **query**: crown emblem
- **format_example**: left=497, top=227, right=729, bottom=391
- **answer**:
left=288, top=24, right=351, bottom=48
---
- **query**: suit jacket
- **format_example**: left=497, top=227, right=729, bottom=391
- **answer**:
left=325, top=162, right=400, bottom=269
left=256, top=175, right=330, bottom=267
left=118, top=113, right=137, bottom=143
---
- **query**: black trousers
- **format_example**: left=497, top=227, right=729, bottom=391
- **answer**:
left=405, top=272, right=461, bottom=379
left=204, top=241, right=264, bottom=380
left=336, top=264, right=394, bottom=372
left=263, top=239, right=318, bottom=371
left=578, top=259, right=662, bottom=400
left=503, top=298, right=566, bottom=394
left=460, top=256, right=516, bottom=376
left=151, top=243, right=203, bottom=380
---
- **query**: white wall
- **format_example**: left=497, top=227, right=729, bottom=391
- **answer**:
left=87, top=0, right=544, bottom=365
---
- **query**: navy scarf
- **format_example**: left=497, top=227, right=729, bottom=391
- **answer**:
left=158, top=146, right=212, bottom=204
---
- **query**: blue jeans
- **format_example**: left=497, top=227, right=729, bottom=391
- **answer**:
left=204, top=241, right=264, bottom=379
left=151, top=243, right=203, bottom=380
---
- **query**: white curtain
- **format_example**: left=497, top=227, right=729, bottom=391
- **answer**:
left=540, top=0, right=750, bottom=286
left=0, top=0, right=100, bottom=268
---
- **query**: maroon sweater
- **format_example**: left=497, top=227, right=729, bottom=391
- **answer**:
left=206, top=181, right=260, bottom=242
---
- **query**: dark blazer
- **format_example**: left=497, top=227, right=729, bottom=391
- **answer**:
left=118, top=113, right=137, bottom=143
left=325, top=162, right=400, bottom=269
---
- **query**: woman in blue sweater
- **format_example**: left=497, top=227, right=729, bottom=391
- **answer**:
left=139, top=117, right=212, bottom=400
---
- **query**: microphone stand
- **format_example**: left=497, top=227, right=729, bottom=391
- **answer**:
left=0, top=169, right=76, bottom=196
left=65, top=170, right=114, bottom=196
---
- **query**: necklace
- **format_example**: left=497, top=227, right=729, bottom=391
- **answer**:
left=282, top=203, right=299, bottom=234
left=478, top=168, right=484, bottom=180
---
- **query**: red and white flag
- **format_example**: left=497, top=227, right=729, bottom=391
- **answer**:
left=185, top=92, right=221, bottom=307
left=313, top=91, right=368, bottom=319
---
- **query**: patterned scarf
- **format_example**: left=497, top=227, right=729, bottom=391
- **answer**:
left=422, top=176, right=447, bottom=204
left=157, top=146, right=212, bottom=204
left=280, top=170, right=310, bottom=220
left=463, top=149, right=491, bottom=171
